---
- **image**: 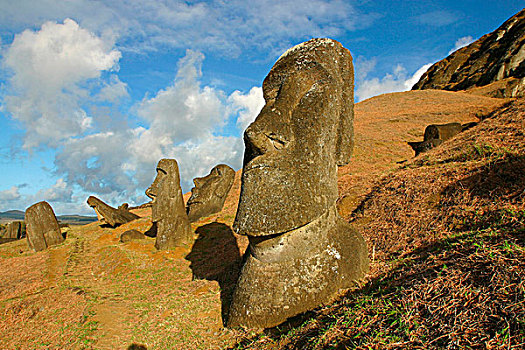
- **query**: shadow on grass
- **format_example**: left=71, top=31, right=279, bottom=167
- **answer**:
left=185, top=222, right=242, bottom=326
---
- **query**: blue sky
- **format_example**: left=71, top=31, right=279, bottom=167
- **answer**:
left=0, top=0, right=522, bottom=215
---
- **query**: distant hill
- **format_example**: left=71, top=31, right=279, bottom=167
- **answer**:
left=413, top=8, right=525, bottom=98
left=0, top=210, right=24, bottom=221
left=0, top=210, right=97, bottom=225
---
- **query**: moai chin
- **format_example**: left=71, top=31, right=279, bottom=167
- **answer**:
left=227, top=38, right=369, bottom=329
left=146, top=159, right=192, bottom=250
left=186, top=164, right=235, bottom=222
left=25, top=201, right=64, bottom=252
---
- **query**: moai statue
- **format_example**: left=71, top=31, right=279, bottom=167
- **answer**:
left=227, top=38, right=369, bottom=328
left=86, top=196, right=139, bottom=227
left=186, top=164, right=235, bottom=222
left=25, top=201, right=64, bottom=252
left=146, top=159, right=192, bottom=250
left=6, top=221, right=23, bottom=239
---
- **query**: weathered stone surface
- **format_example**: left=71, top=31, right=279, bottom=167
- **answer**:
left=408, top=122, right=477, bottom=156
left=187, top=164, right=235, bottom=222
left=424, top=123, right=462, bottom=142
left=120, top=229, right=145, bottom=243
left=234, top=38, right=355, bottom=237
left=87, top=196, right=139, bottom=227
left=146, top=159, right=192, bottom=250
left=5, top=221, right=23, bottom=239
left=413, top=9, right=525, bottom=98
left=228, top=38, right=369, bottom=329
left=25, top=201, right=64, bottom=252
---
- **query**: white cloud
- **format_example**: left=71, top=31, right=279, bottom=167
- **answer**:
left=355, top=56, right=378, bottom=81
left=355, top=62, right=433, bottom=102
left=97, top=75, right=129, bottom=102
left=0, top=0, right=374, bottom=58
left=136, top=50, right=225, bottom=143
left=448, top=36, right=474, bottom=55
left=228, top=86, right=264, bottom=132
left=413, top=10, right=459, bottom=27
left=0, top=186, right=21, bottom=202
left=2, top=18, right=122, bottom=150
left=39, top=49, right=259, bottom=204
left=35, top=178, right=73, bottom=203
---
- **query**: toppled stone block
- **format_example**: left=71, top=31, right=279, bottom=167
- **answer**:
left=87, top=196, right=139, bottom=227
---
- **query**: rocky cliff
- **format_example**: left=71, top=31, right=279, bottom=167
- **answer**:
left=413, top=8, right=525, bottom=98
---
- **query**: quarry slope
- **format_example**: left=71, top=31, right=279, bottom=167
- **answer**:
left=0, top=90, right=518, bottom=349
left=233, top=98, right=525, bottom=349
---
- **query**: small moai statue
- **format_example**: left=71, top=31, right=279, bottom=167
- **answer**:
left=25, top=201, right=64, bottom=252
left=146, top=159, right=193, bottom=250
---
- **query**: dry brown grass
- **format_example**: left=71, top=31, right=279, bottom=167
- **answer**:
left=337, top=89, right=509, bottom=219
left=231, top=98, right=525, bottom=349
left=0, top=91, right=517, bottom=349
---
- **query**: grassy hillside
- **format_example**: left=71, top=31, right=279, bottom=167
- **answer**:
left=232, top=98, right=525, bottom=349
left=0, top=91, right=519, bottom=349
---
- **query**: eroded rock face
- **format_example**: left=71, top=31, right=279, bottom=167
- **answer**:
left=146, top=159, right=192, bottom=250
left=5, top=221, right=23, bottom=239
left=227, top=38, right=369, bottom=329
left=413, top=9, right=525, bottom=98
left=87, top=196, right=139, bottom=227
left=25, top=201, right=64, bottom=252
left=186, top=164, right=235, bottom=222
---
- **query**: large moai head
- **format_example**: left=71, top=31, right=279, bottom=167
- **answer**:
left=234, top=38, right=354, bottom=237
left=227, top=39, right=368, bottom=329
left=6, top=221, right=23, bottom=239
left=186, top=164, right=235, bottom=222
left=146, top=159, right=192, bottom=249
left=25, top=201, right=64, bottom=252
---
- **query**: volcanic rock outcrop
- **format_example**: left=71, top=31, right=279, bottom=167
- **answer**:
left=227, top=38, right=369, bottom=329
left=413, top=8, right=525, bottom=98
left=87, top=196, right=139, bottom=227
left=186, top=164, right=235, bottom=222
left=25, top=201, right=64, bottom=252
left=146, top=159, right=192, bottom=250
left=5, top=221, right=23, bottom=239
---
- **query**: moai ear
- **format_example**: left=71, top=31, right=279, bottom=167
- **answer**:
left=335, top=44, right=355, bottom=166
